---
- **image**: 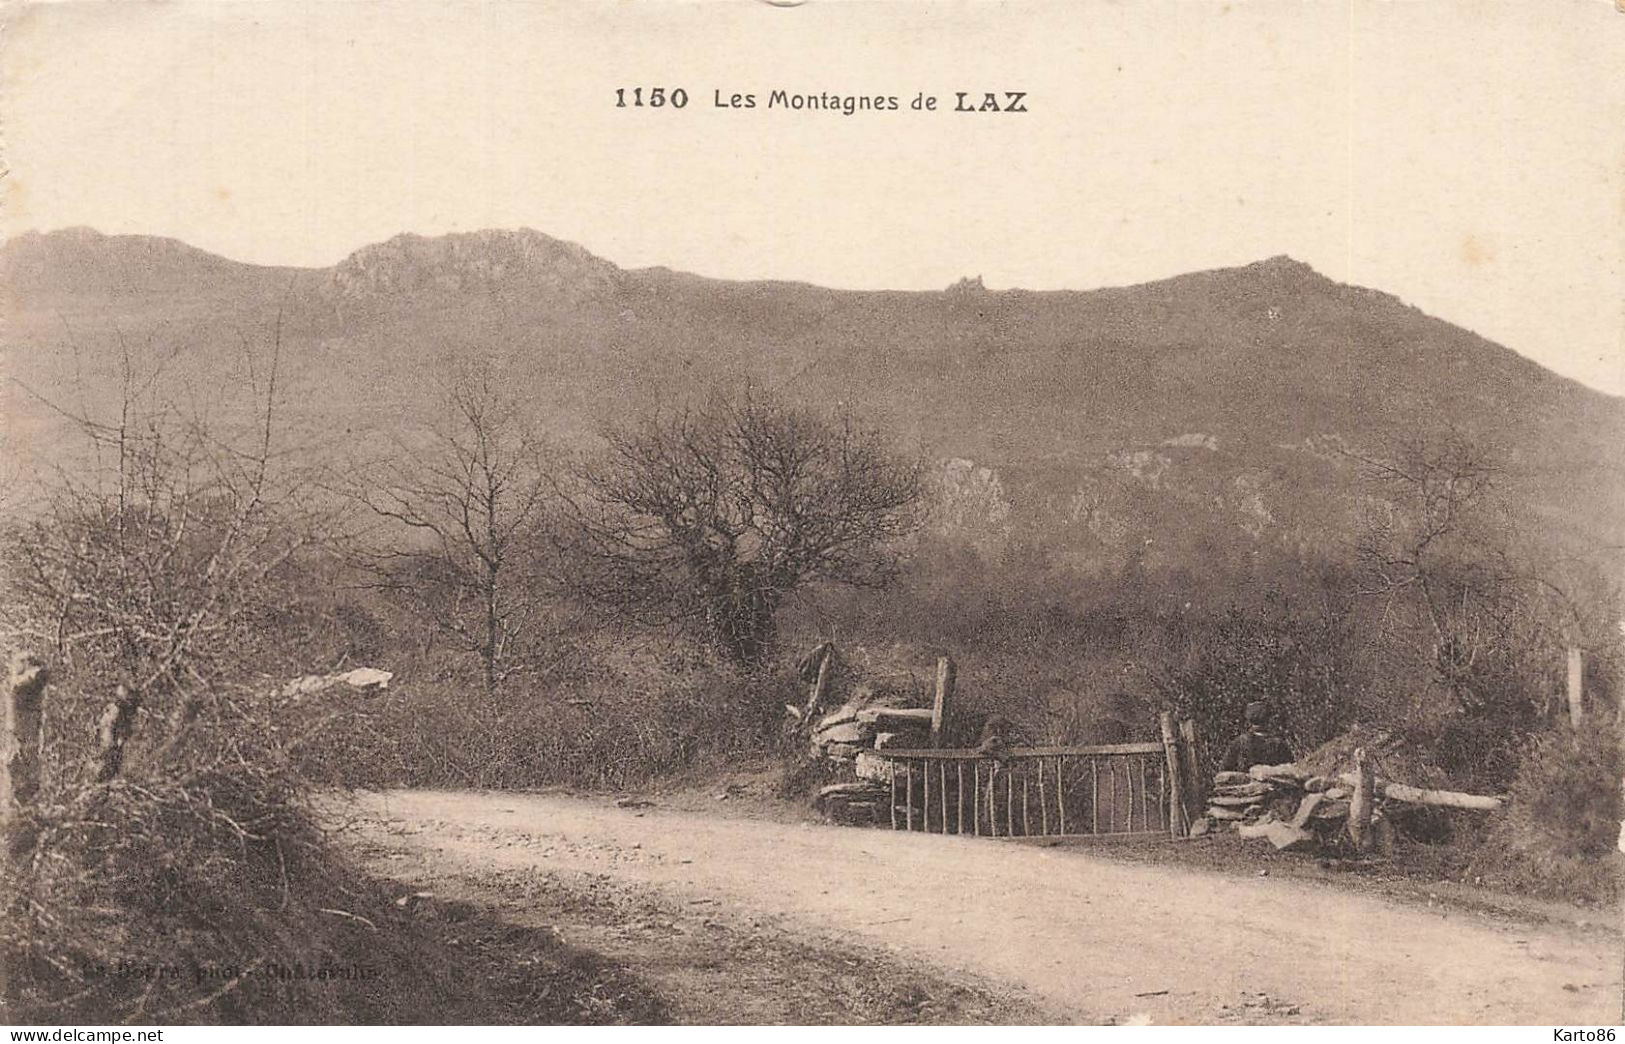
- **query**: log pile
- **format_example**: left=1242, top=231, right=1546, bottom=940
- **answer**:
left=1197, top=756, right=1504, bottom=853
left=809, top=691, right=934, bottom=826
left=809, top=688, right=932, bottom=762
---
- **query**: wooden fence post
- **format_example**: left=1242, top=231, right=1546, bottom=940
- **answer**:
left=95, top=684, right=143, bottom=783
left=1349, top=747, right=1375, bottom=852
left=931, top=656, right=955, bottom=748
left=802, top=643, right=835, bottom=723
left=2, top=653, right=49, bottom=853
left=1178, top=717, right=1205, bottom=815
left=1158, top=711, right=1188, bottom=838
left=1567, top=645, right=1584, bottom=728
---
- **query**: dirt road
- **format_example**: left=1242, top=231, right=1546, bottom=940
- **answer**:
left=341, top=789, right=1619, bottom=1025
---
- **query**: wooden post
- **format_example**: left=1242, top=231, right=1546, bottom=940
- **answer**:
left=1022, top=773, right=1031, bottom=836
left=95, top=684, right=143, bottom=783
left=1038, top=758, right=1050, bottom=835
left=939, top=761, right=948, bottom=835
left=1178, top=718, right=1205, bottom=814
left=1089, top=756, right=1097, bottom=834
left=2, top=654, right=48, bottom=824
left=802, top=643, right=835, bottom=723
left=889, top=761, right=899, bottom=830
left=1006, top=768, right=1015, bottom=836
left=922, top=756, right=931, bottom=832
left=972, top=762, right=981, bottom=836
left=1159, top=711, right=1188, bottom=838
left=905, top=763, right=915, bottom=831
left=1056, top=756, right=1067, bottom=835
left=931, top=656, right=955, bottom=748
left=1131, top=754, right=1144, bottom=829
left=986, top=763, right=997, bottom=836
left=1567, top=645, right=1585, bottom=728
left=1138, top=756, right=1150, bottom=831
left=956, top=762, right=965, bottom=834
left=1349, top=746, right=1375, bottom=852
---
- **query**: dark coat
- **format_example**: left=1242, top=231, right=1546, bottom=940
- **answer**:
left=1219, top=727, right=1293, bottom=772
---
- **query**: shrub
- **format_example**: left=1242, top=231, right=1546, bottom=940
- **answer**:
left=293, top=657, right=798, bottom=791
left=1469, top=725, right=1622, bottom=903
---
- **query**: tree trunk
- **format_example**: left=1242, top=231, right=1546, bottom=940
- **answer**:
left=484, top=560, right=500, bottom=697
left=3, top=653, right=48, bottom=859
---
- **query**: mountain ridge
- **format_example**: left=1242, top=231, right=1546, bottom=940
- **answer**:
left=4, top=225, right=1619, bottom=566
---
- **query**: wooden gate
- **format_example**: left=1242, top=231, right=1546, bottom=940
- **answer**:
left=876, top=715, right=1203, bottom=839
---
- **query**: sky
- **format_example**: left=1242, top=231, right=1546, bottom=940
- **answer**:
left=4, top=0, right=1623, bottom=394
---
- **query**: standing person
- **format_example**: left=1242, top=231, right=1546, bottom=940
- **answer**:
left=1219, top=701, right=1293, bottom=772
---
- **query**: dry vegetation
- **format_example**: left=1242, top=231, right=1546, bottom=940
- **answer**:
left=2, top=356, right=1620, bottom=1025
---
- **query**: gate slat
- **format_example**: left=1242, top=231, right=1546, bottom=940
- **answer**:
left=1038, top=758, right=1049, bottom=835
left=957, top=762, right=965, bottom=834
left=875, top=740, right=1195, bottom=841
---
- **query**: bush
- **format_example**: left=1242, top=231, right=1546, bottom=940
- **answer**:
left=1, top=768, right=658, bottom=1024
left=293, top=657, right=798, bottom=791
left=1465, top=725, right=1622, bottom=903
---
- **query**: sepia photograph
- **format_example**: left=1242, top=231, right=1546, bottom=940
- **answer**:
left=1, top=0, right=1622, bottom=1031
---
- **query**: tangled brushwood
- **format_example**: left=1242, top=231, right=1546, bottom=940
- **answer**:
left=3, top=745, right=337, bottom=1021
left=0, top=362, right=482, bottom=1022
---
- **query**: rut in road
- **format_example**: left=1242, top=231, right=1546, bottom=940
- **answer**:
left=345, top=789, right=1621, bottom=1025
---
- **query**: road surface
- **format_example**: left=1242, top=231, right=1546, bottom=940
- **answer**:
left=340, top=788, right=1620, bottom=1025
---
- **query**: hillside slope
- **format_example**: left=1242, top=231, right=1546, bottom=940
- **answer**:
left=4, top=227, right=1620, bottom=563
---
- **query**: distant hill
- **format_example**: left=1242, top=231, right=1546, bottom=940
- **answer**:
left=4, top=226, right=1620, bottom=569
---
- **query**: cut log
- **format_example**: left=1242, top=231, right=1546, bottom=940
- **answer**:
left=1188, top=816, right=1212, bottom=838
left=814, top=721, right=874, bottom=746
left=1304, top=776, right=1333, bottom=793
left=1238, top=819, right=1316, bottom=850
left=1248, top=763, right=1309, bottom=784
left=1208, top=794, right=1268, bottom=807
left=816, top=701, right=863, bottom=731
left=1214, top=781, right=1273, bottom=798
left=856, top=707, right=935, bottom=728
left=1207, top=805, right=1248, bottom=821
left=819, top=782, right=885, bottom=799
left=1213, top=770, right=1253, bottom=785
left=1333, top=772, right=1504, bottom=811
left=823, top=742, right=862, bottom=759
left=1290, top=792, right=1326, bottom=829
left=873, top=731, right=927, bottom=751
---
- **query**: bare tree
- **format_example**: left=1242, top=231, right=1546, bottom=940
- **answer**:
left=560, top=390, right=924, bottom=667
left=5, top=325, right=328, bottom=777
left=1348, top=432, right=1558, bottom=781
left=358, top=367, right=554, bottom=696
left=1352, top=432, right=1515, bottom=706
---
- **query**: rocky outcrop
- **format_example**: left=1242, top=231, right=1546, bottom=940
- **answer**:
left=326, top=228, right=623, bottom=300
